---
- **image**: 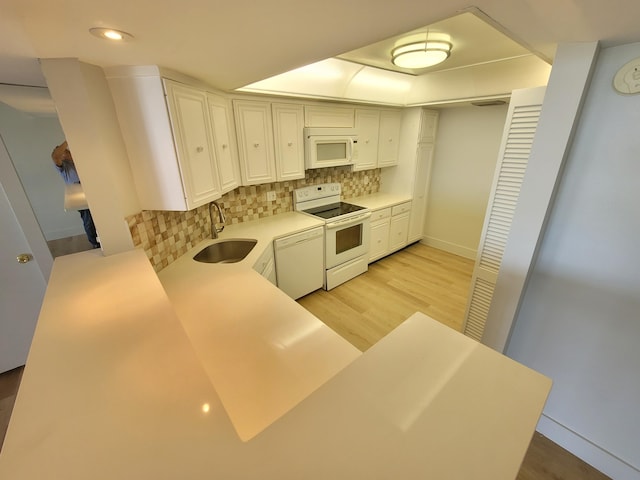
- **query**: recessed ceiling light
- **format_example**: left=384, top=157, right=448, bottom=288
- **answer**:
left=89, top=27, right=133, bottom=41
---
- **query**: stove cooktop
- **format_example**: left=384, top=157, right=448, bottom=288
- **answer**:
left=303, top=202, right=367, bottom=220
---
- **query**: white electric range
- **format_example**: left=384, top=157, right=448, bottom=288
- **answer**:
left=294, top=183, right=371, bottom=290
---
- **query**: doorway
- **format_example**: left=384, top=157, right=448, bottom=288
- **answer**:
left=0, top=85, right=94, bottom=257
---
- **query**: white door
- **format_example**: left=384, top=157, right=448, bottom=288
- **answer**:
left=462, top=87, right=546, bottom=342
left=0, top=139, right=50, bottom=373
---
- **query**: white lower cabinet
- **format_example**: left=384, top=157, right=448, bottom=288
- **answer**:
left=369, top=208, right=391, bottom=262
left=389, top=209, right=410, bottom=252
left=368, top=202, right=412, bottom=263
left=252, top=244, right=277, bottom=286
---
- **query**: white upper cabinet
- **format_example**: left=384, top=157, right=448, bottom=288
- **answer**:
left=206, top=92, right=241, bottom=194
left=304, top=105, right=354, bottom=127
left=419, top=110, right=439, bottom=143
left=354, top=109, right=380, bottom=171
left=234, top=99, right=305, bottom=185
left=377, top=110, right=402, bottom=167
left=164, top=80, right=221, bottom=208
left=233, top=99, right=277, bottom=185
left=107, top=66, right=224, bottom=211
left=271, top=103, right=305, bottom=181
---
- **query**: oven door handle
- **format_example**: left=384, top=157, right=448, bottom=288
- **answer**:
left=325, top=211, right=371, bottom=230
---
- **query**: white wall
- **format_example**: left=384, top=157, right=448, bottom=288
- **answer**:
left=0, top=102, right=83, bottom=240
left=506, top=42, right=640, bottom=479
left=423, top=104, right=508, bottom=258
left=41, top=58, right=140, bottom=256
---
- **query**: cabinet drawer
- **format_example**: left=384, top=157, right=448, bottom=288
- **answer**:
left=392, top=201, right=411, bottom=216
left=371, top=207, right=391, bottom=222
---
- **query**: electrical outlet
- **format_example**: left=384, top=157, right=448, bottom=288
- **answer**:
left=266, top=191, right=277, bottom=202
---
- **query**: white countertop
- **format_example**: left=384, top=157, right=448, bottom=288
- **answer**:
left=348, top=191, right=413, bottom=211
left=159, top=212, right=360, bottom=441
left=0, top=207, right=552, bottom=479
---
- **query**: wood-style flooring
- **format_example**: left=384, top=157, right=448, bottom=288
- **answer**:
left=46, top=233, right=94, bottom=258
left=299, top=242, right=611, bottom=480
left=0, top=243, right=610, bottom=478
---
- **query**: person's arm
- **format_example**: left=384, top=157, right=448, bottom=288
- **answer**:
left=51, top=141, right=71, bottom=167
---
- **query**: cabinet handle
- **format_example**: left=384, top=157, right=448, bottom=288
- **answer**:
left=222, top=143, right=228, bottom=149
left=253, top=143, right=260, bottom=148
left=196, top=146, right=204, bottom=153
left=287, top=141, right=293, bottom=147
left=388, top=138, right=393, bottom=142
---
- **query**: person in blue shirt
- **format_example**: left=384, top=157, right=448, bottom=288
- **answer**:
left=51, top=141, right=100, bottom=249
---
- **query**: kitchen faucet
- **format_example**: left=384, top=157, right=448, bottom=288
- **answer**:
left=209, top=201, right=226, bottom=239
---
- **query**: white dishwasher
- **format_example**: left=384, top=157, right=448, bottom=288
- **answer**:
left=274, top=226, right=324, bottom=299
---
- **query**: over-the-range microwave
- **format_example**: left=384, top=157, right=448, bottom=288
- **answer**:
left=304, top=127, right=359, bottom=169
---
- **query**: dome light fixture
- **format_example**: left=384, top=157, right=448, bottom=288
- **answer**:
left=89, top=27, right=134, bottom=42
left=391, top=40, right=452, bottom=69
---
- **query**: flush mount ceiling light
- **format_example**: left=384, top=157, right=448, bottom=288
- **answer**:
left=89, top=27, right=133, bottom=41
left=391, top=40, right=452, bottom=69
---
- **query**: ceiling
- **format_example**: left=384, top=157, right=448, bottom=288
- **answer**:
left=336, top=10, right=540, bottom=76
left=1, top=1, right=640, bottom=102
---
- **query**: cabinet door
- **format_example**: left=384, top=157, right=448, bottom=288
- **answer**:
left=272, top=103, right=305, bottom=181
left=408, top=143, right=434, bottom=243
left=207, top=93, right=241, bottom=194
left=389, top=212, right=410, bottom=252
left=354, top=109, right=379, bottom=171
left=377, top=110, right=402, bottom=167
left=164, top=80, right=221, bottom=209
left=304, top=105, right=354, bottom=127
left=369, top=219, right=390, bottom=263
left=419, top=110, right=439, bottom=143
left=233, top=100, right=276, bottom=185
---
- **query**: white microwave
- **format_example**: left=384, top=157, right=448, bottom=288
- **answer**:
left=304, top=127, right=359, bottom=169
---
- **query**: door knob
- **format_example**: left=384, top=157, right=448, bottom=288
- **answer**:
left=16, top=253, right=33, bottom=264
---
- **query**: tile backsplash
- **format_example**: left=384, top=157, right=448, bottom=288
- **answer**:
left=127, top=167, right=381, bottom=272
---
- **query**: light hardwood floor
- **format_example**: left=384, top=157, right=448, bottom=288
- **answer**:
left=299, top=242, right=611, bottom=480
left=0, top=243, right=610, bottom=478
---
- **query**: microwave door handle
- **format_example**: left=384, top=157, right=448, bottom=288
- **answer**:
left=325, top=212, right=371, bottom=230
left=348, top=138, right=354, bottom=162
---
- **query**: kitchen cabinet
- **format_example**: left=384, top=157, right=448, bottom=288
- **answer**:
left=271, top=103, right=305, bottom=181
left=207, top=92, right=241, bottom=194
left=419, top=109, right=439, bottom=143
left=354, top=109, right=380, bottom=171
left=106, top=67, right=230, bottom=211
left=368, top=201, right=412, bottom=263
left=163, top=80, right=221, bottom=208
left=233, top=99, right=276, bottom=185
left=407, top=142, right=435, bottom=243
left=304, top=105, right=354, bottom=127
left=234, top=100, right=305, bottom=185
left=389, top=202, right=411, bottom=252
left=253, top=243, right=277, bottom=286
left=377, top=110, right=402, bottom=167
left=369, top=208, right=391, bottom=262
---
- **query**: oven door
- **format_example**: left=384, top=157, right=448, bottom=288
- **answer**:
left=325, top=212, right=371, bottom=269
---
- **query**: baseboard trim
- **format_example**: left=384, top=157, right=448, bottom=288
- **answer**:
left=419, top=237, right=476, bottom=260
left=537, top=414, right=640, bottom=479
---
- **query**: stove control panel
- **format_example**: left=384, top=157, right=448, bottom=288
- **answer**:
left=294, top=183, right=341, bottom=202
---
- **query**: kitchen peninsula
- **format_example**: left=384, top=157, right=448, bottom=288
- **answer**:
left=0, top=211, right=551, bottom=478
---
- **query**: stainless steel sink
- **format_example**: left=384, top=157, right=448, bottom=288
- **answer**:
left=193, top=239, right=257, bottom=264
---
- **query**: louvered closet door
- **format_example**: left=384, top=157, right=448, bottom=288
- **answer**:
left=463, top=87, right=546, bottom=342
